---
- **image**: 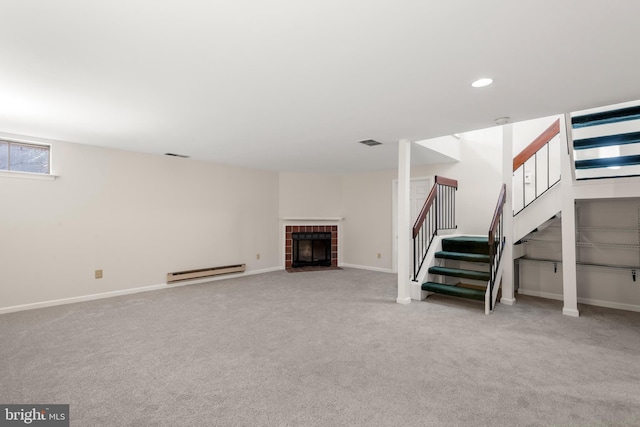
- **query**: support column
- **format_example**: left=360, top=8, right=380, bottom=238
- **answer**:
left=560, top=114, right=579, bottom=317
left=501, top=123, right=516, bottom=305
left=397, top=139, right=411, bottom=304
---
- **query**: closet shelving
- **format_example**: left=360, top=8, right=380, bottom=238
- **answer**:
left=575, top=216, right=639, bottom=280
left=516, top=207, right=640, bottom=281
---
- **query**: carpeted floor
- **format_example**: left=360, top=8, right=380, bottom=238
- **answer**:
left=1, top=268, right=639, bottom=426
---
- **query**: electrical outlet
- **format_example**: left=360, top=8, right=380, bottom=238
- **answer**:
left=95, top=269, right=103, bottom=279
left=256, top=253, right=260, bottom=260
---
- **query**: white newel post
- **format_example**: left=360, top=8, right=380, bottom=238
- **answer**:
left=560, top=114, right=580, bottom=317
left=397, top=139, right=412, bottom=304
left=501, top=123, right=516, bottom=305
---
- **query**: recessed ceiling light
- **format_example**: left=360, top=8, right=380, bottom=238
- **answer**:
left=472, top=78, right=493, bottom=88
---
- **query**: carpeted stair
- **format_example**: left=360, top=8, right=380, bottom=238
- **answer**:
left=571, top=105, right=640, bottom=128
left=422, top=236, right=490, bottom=302
left=572, top=105, right=640, bottom=179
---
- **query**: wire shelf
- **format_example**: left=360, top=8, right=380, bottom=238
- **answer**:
left=578, top=226, right=640, bottom=232
left=576, top=241, right=640, bottom=250
left=517, top=257, right=639, bottom=271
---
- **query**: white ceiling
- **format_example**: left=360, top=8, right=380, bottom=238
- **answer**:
left=1, top=1, right=640, bottom=174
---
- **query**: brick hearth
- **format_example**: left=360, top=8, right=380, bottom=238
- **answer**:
left=285, top=225, right=338, bottom=269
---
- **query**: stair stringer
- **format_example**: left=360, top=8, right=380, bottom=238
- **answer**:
left=410, top=233, right=466, bottom=301
left=513, top=182, right=562, bottom=242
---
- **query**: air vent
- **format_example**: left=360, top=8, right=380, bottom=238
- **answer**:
left=358, top=139, right=382, bottom=147
left=165, top=153, right=190, bottom=158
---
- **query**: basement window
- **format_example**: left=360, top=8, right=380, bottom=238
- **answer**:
left=0, top=140, right=52, bottom=177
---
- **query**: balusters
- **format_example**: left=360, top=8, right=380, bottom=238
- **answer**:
left=412, top=177, right=458, bottom=280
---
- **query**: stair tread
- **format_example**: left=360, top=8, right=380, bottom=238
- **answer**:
left=571, top=105, right=640, bottom=128
left=575, top=154, right=640, bottom=170
left=428, top=266, right=490, bottom=281
left=435, top=251, right=490, bottom=263
left=443, top=236, right=489, bottom=243
left=573, top=131, right=640, bottom=150
left=441, top=236, right=491, bottom=256
left=422, top=282, right=485, bottom=301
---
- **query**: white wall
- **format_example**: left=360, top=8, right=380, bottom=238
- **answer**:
left=428, top=126, right=504, bottom=235
left=414, top=135, right=461, bottom=162
left=512, top=115, right=561, bottom=154
left=0, top=137, right=280, bottom=310
left=278, top=173, right=343, bottom=218
left=341, top=169, right=396, bottom=270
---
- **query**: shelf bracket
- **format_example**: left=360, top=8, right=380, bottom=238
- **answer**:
left=633, top=269, right=636, bottom=282
left=553, top=262, right=557, bottom=273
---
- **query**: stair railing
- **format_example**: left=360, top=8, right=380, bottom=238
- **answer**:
left=412, top=176, right=458, bottom=281
left=513, top=119, right=561, bottom=215
left=488, top=184, right=506, bottom=311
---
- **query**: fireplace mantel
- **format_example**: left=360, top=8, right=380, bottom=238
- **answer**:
left=281, top=217, right=344, bottom=222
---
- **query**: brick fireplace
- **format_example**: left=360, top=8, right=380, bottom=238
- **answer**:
left=285, top=225, right=338, bottom=269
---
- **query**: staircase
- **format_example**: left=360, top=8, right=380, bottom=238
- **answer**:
left=411, top=180, right=505, bottom=314
left=422, top=236, right=491, bottom=303
left=406, top=99, right=640, bottom=316
left=572, top=103, right=640, bottom=180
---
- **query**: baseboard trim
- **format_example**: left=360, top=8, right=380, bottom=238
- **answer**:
left=562, top=307, right=580, bottom=317
left=0, top=266, right=284, bottom=315
left=518, top=288, right=640, bottom=313
left=517, top=289, right=563, bottom=301
left=248, top=266, right=285, bottom=274
left=0, top=283, right=167, bottom=315
left=576, top=297, right=640, bottom=313
left=500, top=297, right=516, bottom=306
left=396, top=296, right=411, bottom=305
left=340, top=263, right=394, bottom=274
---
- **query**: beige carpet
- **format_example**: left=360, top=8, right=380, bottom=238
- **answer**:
left=1, top=268, right=639, bottom=426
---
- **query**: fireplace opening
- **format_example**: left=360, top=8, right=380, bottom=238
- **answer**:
left=285, top=225, right=337, bottom=270
left=292, top=232, right=332, bottom=267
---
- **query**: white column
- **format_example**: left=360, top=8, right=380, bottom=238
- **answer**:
left=397, top=139, right=411, bottom=304
left=560, top=114, right=579, bottom=317
left=501, top=123, right=516, bottom=305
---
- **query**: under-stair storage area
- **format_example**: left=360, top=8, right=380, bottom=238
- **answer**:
left=516, top=198, right=640, bottom=312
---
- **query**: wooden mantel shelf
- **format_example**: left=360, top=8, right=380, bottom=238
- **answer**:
left=281, top=217, right=344, bottom=221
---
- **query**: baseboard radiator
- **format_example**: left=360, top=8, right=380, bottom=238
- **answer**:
left=167, top=264, right=246, bottom=283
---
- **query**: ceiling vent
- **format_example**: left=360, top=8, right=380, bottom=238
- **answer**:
left=165, top=153, right=190, bottom=158
left=358, top=139, right=382, bottom=147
